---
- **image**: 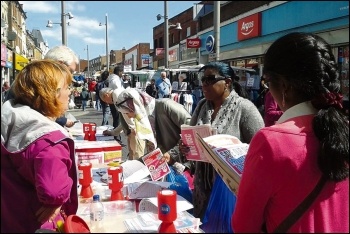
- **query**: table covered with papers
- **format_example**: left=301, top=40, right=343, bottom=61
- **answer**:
left=76, top=160, right=203, bottom=233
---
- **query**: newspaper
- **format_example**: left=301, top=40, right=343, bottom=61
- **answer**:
left=180, top=124, right=213, bottom=162
left=196, top=133, right=249, bottom=195
left=141, top=148, right=171, bottom=181
left=138, top=195, right=193, bottom=213
left=128, top=181, right=172, bottom=199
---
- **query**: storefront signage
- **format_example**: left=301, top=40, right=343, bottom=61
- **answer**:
left=15, top=53, right=29, bottom=71
left=1, top=43, right=7, bottom=66
left=186, top=38, right=201, bottom=49
left=156, top=48, right=164, bottom=56
left=237, top=13, right=261, bottom=41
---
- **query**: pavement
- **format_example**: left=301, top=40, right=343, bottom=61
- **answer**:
left=66, top=106, right=129, bottom=161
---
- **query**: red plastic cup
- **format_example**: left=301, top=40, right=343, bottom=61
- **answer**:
left=83, top=123, right=90, bottom=140
left=89, top=123, right=97, bottom=141
left=158, top=189, right=177, bottom=233
left=108, top=166, right=124, bottom=201
left=78, top=162, right=93, bottom=198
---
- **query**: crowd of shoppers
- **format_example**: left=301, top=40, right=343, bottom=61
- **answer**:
left=1, top=32, right=348, bottom=233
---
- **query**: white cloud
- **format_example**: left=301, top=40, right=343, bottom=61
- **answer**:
left=66, top=1, right=86, bottom=12
left=84, top=37, right=105, bottom=45
left=20, top=1, right=59, bottom=14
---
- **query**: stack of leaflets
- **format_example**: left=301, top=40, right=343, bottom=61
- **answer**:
left=180, top=124, right=214, bottom=162
left=195, top=134, right=249, bottom=195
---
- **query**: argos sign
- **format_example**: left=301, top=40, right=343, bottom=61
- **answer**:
left=237, top=13, right=261, bottom=41
left=186, top=38, right=201, bottom=48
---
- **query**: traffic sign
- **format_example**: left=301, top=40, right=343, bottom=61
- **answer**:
left=141, top=54, right=150, bottom=59
left=206, top=35, right=215, bottom=53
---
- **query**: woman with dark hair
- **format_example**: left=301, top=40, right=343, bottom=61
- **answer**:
left=232, top=32, right=349, bottom=233
left=174, top=61, right=264, bottom=232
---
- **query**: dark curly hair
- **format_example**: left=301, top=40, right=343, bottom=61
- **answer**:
left=263, top=32, right=349, bottom=181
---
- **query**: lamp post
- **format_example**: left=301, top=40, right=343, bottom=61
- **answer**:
left=99, top=13, right=109, bottom=71
left=84, top=45, right=90, bottom=78
left=46, top=1, right=73, bottom=46
left=61, top=1, right=67, bottom=46
left=157, top=1, right=182, bottom=69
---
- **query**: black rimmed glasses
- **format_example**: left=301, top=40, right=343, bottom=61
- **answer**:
left=201, top=75, right=228, bottom=86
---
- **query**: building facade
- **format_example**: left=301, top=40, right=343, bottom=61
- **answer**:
left=152, top=1, right=349, bottom=100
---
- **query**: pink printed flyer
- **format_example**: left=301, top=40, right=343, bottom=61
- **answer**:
left=142, top=148, right=170, bottom=181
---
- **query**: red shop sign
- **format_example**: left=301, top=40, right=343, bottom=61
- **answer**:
left=186, top=38, right=201, bottom=48
left=237, top=13, right=261, bottom=41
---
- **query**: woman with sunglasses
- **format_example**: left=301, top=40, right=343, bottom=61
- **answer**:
left=232, top=32, right=349, bottom=233
left=176, top=61, right=264, bottom=232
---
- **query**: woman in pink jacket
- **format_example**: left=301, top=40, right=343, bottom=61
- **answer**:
left=232, top=32, right=349, bottom=233
left=264, top=90, right=283, bottom=127
left=1, top=60, right=78, bottom=232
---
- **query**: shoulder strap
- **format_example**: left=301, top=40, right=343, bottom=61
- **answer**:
left=273, top=175, right=327, bottom=233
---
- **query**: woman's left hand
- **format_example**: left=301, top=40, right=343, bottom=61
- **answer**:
left=36, top=205, right=62, bottom=223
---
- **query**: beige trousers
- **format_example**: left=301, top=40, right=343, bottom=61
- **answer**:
left=127, top=133, right=146, bottom=160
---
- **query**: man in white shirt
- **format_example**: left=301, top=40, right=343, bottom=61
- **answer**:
left=156, top=71, right=172, bottom=98
left=107, top=66, right=125, bottom=141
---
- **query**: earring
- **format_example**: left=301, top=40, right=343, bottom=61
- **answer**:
left=282, top=92, right=285, bottom=108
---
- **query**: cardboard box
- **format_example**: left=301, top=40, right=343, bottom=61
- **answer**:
left=75, top=141, right=122, bottom=165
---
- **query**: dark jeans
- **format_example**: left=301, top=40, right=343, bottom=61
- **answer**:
left=109, top=104, right=121, bottom=141
left=101, top=102, right=110, bottom=126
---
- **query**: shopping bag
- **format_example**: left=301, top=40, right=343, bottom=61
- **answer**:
left=165, top=165, right=193, bottom=204
left=201, top=174, right=236, bottom=233
left=68, top=98, right=75, bottom=109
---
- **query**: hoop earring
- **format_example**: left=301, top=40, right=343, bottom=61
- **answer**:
left=282, top=92, right=285, bottom=108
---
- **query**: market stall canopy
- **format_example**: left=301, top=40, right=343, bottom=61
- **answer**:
left=73, top=74, right=85, bottom=82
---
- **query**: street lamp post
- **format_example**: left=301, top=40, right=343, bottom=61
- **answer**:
left=157, top=1, right=182, bottom=69
left=61, top=1, right=66, bottom=46
left=46, top=1, right=74, bottom=46
left=84, top=45, right=90, bottom=78
left=99, top=14, right=109, bottom=71
left=164, top=1, right=169, bottom=69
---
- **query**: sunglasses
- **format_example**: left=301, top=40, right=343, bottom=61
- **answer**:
left=201, top=75, right=227, bottom=86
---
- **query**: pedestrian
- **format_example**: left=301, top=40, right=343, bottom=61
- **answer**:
left=145, top=78, right=157, bottom=98
left=2, top=81, right=10, bottom=103
left=1, top=60, right=78, bottom=233
left=232, top=32, right=349, bottom=233
left=122, top=74, right=132, bottom=89
left=80, top=87, right=89, bottom=111
left=4, top=45, right=79, bottom=128
left=88, top=78, right=97, bottom=109
left=263, top=90, right=283, bottom=126
left=96, top=71, right=111, bottom=125
left=155, top=71, right=172, bottom=98
left=115, top=88, right=191, bottom=160
left=174, top=61, right=264, bottom=232
left=107, top=66, right=125, bottom=140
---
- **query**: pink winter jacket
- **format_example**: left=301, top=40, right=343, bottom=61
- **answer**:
left=1, top=100, right=78, bottom=233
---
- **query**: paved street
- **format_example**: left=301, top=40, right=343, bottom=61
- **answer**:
left=67, top=106, right=129, bottom=161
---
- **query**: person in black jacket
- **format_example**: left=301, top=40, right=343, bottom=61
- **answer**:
left=145, top=78, right=157, bottom=98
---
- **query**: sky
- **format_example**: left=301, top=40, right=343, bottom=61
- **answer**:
left=20, top=1, right=200, bottom=60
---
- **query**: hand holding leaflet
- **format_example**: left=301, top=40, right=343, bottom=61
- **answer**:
left=196, top=133, right=249, bottom=194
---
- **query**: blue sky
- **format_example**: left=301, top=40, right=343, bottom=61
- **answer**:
left=20, top=1, right=200, bottom=60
